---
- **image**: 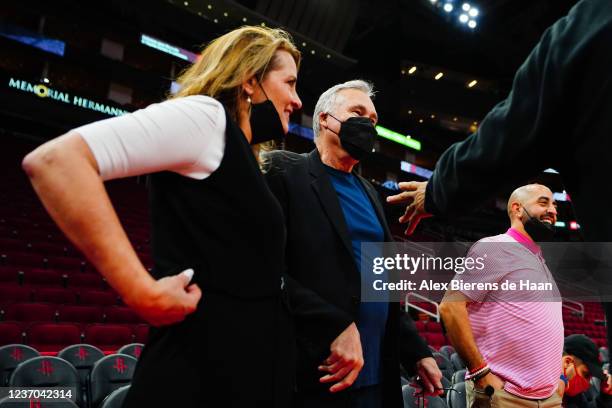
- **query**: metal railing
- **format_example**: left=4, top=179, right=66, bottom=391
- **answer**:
left=562, top=300, right=585, bottom=320
left=405, top=292, right=440, bottom=322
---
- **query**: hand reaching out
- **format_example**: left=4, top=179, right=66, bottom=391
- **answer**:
left=386, top=181, right=432, bottom=235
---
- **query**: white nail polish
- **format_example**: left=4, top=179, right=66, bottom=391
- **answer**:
left=182, top=268, right=194, bottom=282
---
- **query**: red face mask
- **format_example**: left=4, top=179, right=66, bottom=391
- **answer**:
left=564, top=365, right=591, bottom=396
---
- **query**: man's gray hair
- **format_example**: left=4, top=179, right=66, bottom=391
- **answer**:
left=312, top=80, right=375, bottom=139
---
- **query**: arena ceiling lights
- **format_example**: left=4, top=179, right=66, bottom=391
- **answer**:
left=167, top=0, right=356, bottom=68
left=428, top=0, right=480, bottom=30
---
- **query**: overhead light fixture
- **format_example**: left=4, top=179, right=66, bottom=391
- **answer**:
left=430, top=114, right=436, bottom=119
left=453, top=117, right=458, bottom=121
left=459, top=14, right=469, bottom=23
left=443, top=3, right=453, bottom=12
left=469, top=7, right=479, bottom=17
left=435, top=72, right=444, bottom=80
left=419, top=119, right=424, bottom=123
left=468, top=20, right=477, bottom=28
left=462, top=3, right=471, bottom=11
left=467, top=80, right=478, bottom=88
left=408, top=110, right=413, bottom=114
left=408, top=66, right=417, bottom=74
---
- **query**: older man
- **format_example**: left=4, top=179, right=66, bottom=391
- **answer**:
left=264, top=80, right=442, bottom=407
left=440, top=184, right=563, bottom=408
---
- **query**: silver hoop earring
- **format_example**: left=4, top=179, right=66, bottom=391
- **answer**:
left=246, top=96, right=252, bottom=104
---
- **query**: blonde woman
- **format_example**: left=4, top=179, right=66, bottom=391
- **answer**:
left=23, top=26, right=301, bottom=406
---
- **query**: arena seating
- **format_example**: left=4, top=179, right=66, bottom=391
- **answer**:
left=89, top=354, right=137, bottom=408
left=0, top=137, right=151, bottom=354
left=1, top=135, right=610, bottom=407
left=99, top=385, right=130, bottom=408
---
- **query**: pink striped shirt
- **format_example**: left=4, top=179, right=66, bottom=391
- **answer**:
left=458, top=228, right=563, bottom=399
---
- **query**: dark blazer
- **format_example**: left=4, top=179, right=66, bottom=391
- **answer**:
left=264, top=149, right=431, bottom=406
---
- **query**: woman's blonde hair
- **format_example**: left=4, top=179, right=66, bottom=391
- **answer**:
left=171, top=25, right=301, bottom=123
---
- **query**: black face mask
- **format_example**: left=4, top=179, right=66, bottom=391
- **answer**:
left=249, top=84, right=286, bottom=145
left=523, top=208, right=556, bottom=242
left=327, top=114, right=377, bottom=161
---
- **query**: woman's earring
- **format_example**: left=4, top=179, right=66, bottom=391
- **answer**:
left=246, top=96, right=252, bottom=104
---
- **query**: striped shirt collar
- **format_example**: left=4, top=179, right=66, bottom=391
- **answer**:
left=506, top=227, right=541, bottom=255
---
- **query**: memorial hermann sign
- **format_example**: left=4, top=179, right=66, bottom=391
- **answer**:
left=7, top=77, right=129, bottom=117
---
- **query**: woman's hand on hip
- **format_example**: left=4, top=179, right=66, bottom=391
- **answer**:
left=127, top=268, right=202, bottom=327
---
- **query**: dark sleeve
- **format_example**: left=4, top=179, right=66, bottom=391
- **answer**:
left=264, top=157, right=354, bottom=346
left=398, top=310, right=433, bottom=369
left=564, top=393, right=594, bottom=408
left=597, top=392, right=612, bottom=408
left=425, top=0, right=610, bottom=218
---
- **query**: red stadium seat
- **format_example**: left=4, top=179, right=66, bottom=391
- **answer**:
left=0, top=267, right=21, bottom=284
left=104, top=307, right=142, bottom=324
left=0, top=252, right=44, bottom=269
left=27, top=323, right=82, bottom=352
left=26, top=241, right=69, bottom=256
left=84, top=324, right=133, bottom=351
left=67, top=273, right=105, bottom=289
left=5, top=303, right=55, bottom=322
left=0, top=322, right=25, bottom=345
left=33, top=288, right=77, bottom=304
left=133, top=324, right=149, bottom=343
left=79, top=290, right=118, bottom=306
left=23, top=268, right=63, bottom=286
left=57, top=305, right=105, bottom=324
left=427, top=322, right=443, bottom=333
left=424, top=332, right=447, bottom=349
left=44, top=256, right=85, bottom=272
left=0, top=238, right=24, bottom=252
left=0, top=284, right=32, bottom=303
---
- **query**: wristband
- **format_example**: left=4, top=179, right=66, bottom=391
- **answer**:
left=466, top=366, right=491, bottom=382
left=468, top=362, right=488, bottom=375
